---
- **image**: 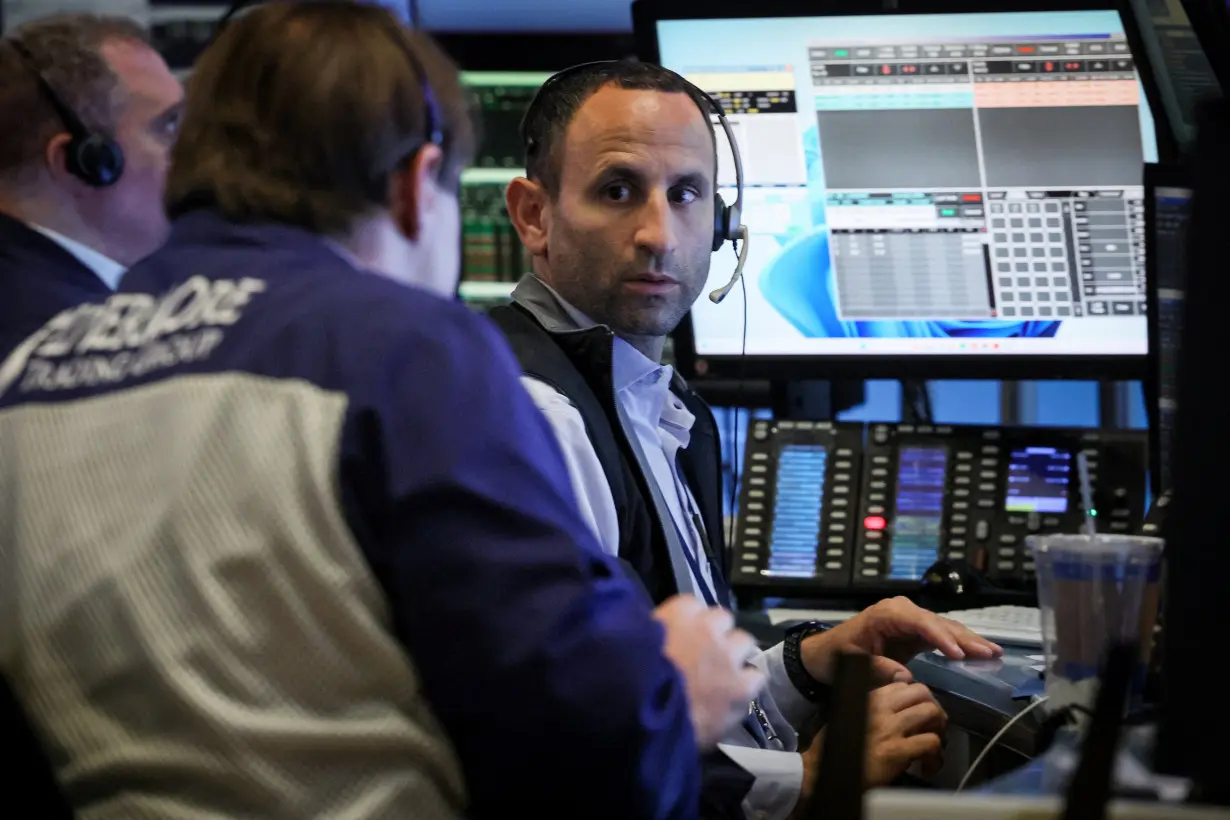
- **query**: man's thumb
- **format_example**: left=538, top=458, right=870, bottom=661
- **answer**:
left=870, top=655, right=913, bottom=685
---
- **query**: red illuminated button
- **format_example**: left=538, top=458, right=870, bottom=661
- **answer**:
left=864, top=515, right=887, bottom=531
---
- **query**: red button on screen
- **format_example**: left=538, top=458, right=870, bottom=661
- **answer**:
left=864, top=515, right=887, bottom=531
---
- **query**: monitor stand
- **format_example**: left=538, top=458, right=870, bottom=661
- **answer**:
left=771, top=380, right=865, bottom=421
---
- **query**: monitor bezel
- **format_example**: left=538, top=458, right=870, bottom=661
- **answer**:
left=1180, top=0, right=1230, bottom=94
left=1142, top=161, right=1192, bottom=494
left=432, top=32, right=635, bottom=71
left=633, top=0, right=1154, bottom=382
left=1118, top=0, right=1189, bottom=162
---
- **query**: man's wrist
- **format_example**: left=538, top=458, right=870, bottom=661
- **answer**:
left=783, top=621, right=833, bottom=702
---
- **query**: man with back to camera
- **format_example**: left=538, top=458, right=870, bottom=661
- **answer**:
left=492, top=59, right=1006, bottom=819
left=0, top=14, right=183, bottom=353
left=0, top=5, right=766, bottom=818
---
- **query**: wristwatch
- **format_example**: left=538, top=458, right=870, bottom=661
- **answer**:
left=783, top=620, right=833, bottom=703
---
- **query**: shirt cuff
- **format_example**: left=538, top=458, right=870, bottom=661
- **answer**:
left=757, top=642, right=818, bottom=731
left=716, top=744, right=803, bottom=820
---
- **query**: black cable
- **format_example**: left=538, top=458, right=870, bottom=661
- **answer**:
left=902, top=379, right=934, bottom=425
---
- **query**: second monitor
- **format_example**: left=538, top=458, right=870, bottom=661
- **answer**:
left=636, top=2, right=1161, bottom=380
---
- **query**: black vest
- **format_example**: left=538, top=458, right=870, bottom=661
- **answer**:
left=489, top=302, right=729, bottom=606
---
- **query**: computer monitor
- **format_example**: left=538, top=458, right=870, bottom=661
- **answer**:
left=1142, top=163, right=1191, bottom=495
left=1122, top=0, right=1221, bottom=153
left=633, top=0, right=1161, bottom=381
left=457, top=71, right=552, bottom=307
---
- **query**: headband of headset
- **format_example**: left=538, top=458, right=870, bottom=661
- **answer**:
left=5, top=38, right=125, bottom=187
left=520, top=60, right=745, bottom=253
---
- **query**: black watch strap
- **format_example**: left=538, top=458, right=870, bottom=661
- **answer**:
left=783, top=620, right=832, bottom=703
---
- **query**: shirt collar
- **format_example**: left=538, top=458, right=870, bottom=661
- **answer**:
left=28, top=223, right=126, bottom=291
left=521, top=275, right=671, bottom=394
left=321, top=237, right=367, bottom=271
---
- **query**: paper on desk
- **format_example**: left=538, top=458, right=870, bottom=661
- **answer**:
left=767, top=609, right=859, bottom=626
left=1027, top=655, right=1045, bottom=662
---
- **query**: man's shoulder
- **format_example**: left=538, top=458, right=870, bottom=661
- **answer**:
left=0, top=259, right=505, bottom=410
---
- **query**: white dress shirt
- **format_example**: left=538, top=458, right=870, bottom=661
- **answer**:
left=29, top=223, right=127, bottom=291
left=517, top=281, right=816, bottom=820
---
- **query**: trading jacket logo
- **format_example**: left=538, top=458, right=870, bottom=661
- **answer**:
left=0, top=276, right=267, bottom=400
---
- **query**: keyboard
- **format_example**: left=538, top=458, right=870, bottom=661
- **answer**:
left=943, top=606, right=1042, bottom=648
left=768, top=605, right=1043, bottom=648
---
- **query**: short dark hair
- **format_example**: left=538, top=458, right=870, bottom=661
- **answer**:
left=165, top=1, right=478, bottom=237
left=522, top=59, right=717, bottom=197
left=0, top=14, right=150, bottom=185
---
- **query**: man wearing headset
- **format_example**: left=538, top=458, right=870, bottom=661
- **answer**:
left=0, top=4, right=766, bottom=818
left=494, top=60, right=1004, bottom=819
left=0, top=14, right=183, bottom=355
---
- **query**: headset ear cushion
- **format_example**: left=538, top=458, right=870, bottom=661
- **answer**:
left=712, top=192, right=730, bottom=252
left=71, top=135, right=125, bottom=188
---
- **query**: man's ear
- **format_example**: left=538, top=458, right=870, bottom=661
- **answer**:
left=389, top=143, right=445, bottom=241
left=42, top=133, right=78, bottom=187
left=505, top=176, right=550, bottom=258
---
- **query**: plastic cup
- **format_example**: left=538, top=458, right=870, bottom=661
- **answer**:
left=1027, top=534, right=1163, bottom=716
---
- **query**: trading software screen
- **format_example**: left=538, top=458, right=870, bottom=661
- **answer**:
left=457, top=72, right=552, bottom=307
left=1152, top=183, right=1191, bottom=492
left=655, top=11, right=1159, bottom=361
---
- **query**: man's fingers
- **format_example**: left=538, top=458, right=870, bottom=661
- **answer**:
left=725, top=626, right=759, bottom=666
left=914, top=613, right=967, bottom=659
left=653, top=594, right=706, bottom=621
left=870, top=655, right=913, bottom=685
left=917, top=612, right=1002, bottom=661
left=884, top=731, right=943, bottom=764
left=893, top=700, right=948, bottom=737
left=703, top=606, right=735, bottom=635
left=941, top=618, right=1003, bottom=658
left=873, top=681, right=935, bottom=713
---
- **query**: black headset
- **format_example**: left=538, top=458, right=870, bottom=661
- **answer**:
left=5, top=38, right=125, bottom=188
left=216, top=0, right=443, bottom=170
left=521, top=60, right=749, bottom=303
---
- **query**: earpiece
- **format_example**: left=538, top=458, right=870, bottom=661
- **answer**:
left=713, top=193, right=731, bottom=253
left=69, top=134, right=125, bottom=188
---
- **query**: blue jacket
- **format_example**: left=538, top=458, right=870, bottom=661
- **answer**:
left=0, top=212, right=111, bottom=355
left=0, top=210, right=701, bottom=819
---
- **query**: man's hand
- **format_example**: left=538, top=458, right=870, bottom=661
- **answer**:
left=791, top=682, right=947, bottom=818
left=864, top=682, right=947, bottom=785
left=654, top=595, right=765, bottom=748
left=801, top=597, right=1003, bottom=685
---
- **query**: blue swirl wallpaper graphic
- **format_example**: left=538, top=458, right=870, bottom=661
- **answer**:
left=757, top=125, right=1061, bottom=342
